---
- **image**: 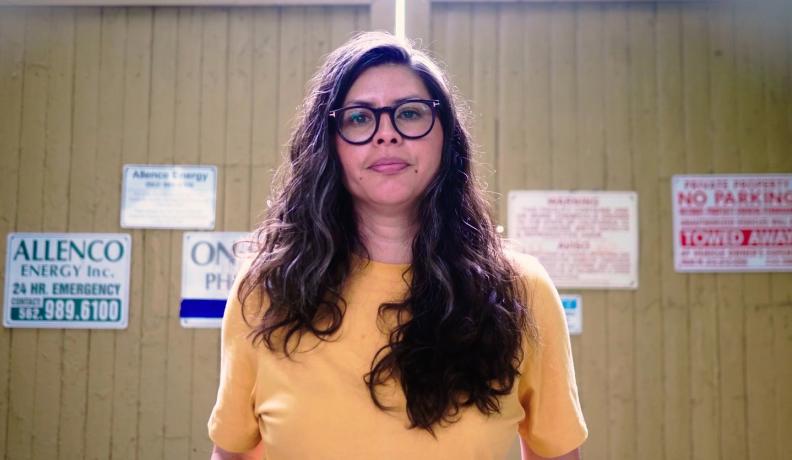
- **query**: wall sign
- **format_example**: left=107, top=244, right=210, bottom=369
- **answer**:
left=508, top=191, right=639, bottom=289
left=561, top=294, right=582, bottom=336
left=121, top=164, right=217, bottom=229
left=3, top=233, right=131, bottom=329
left=180, top=232, right=249, bottom=328
left=672, top=174, right=792, bottom=272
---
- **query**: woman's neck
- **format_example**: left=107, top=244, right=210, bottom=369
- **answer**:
left=355, top=203, right=417, bottom=264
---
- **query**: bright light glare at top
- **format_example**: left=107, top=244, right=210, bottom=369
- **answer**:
left=396, top=0, right=406, bottom=39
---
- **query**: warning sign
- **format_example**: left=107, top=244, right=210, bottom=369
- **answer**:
left=507, top=191, right=638, bottom=289
left=672, top=174, right=792, bottom=272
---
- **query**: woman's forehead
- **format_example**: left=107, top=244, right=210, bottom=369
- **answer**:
left=343, top=64, right=431, bottom=106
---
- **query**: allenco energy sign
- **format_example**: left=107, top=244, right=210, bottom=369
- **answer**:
left=3, top=233, right=131, bottom=329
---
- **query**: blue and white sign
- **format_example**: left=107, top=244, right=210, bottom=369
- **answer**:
left=560, top=294, right=582, bottom=335
left=4, top=233, right=131, bottom=329
left=180, top=232, right=249, bottom=328
left=121, top=164, right=217, bottom=229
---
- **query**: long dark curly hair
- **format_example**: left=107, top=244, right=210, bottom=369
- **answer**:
left=238, top=31, right=536, bottom=433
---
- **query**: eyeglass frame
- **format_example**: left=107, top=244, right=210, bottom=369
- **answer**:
left=328, top=99, right=441, bottom=145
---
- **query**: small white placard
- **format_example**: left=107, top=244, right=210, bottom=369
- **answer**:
left=561, top=294, right=582, bottom=336
left=672, top=174, right=792, bottom=272
left=180, top=232, right=249, bottom=328
left=3, top=233, right=131, bottom=329
left=508, top=191, right=639, bottom=289
left=121, top=164, right=217, bottom=229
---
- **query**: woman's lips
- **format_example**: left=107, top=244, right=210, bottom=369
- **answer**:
left=368, top=159, right=410, bottom=174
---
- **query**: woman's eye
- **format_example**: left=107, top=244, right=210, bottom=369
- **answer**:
left=346, top=111, right=371, bottom=125
left=397, top=109, right=423, bottom=120
left=397, top=103, right=428, bottom=121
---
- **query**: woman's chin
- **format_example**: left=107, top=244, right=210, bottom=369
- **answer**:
left=357, top=193, right=420, bottom=213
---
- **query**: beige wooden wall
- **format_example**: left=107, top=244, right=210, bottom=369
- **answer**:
left=422, top=1, right=792, bottom=460
left=0, top=5, right=370, bottom=459
left=1, top=2, right=791, bottom=460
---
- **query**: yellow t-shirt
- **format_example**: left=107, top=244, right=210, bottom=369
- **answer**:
left=208, top=252, right=587, bottom=459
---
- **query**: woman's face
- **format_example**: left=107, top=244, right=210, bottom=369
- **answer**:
left=334, top=64, right=444, bottom=214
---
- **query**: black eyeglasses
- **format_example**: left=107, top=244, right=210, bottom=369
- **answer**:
left=329, top=99, right=440, bottom=145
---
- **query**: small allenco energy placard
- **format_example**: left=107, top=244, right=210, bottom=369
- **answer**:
left=3, top=233, right=131, bottom=329
left=120, top=164, right=217, bottom=230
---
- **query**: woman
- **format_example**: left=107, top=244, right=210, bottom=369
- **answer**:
left=209, top=32, right=586, bottom=460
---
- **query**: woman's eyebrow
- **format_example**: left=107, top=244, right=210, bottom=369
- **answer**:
left=343, top=95, right=425, bottom=107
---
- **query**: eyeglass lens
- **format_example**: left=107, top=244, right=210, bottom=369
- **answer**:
left=337, top=100, right=435, bottom=143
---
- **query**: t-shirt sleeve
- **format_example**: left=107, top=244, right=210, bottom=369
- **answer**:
left=207, top=260, right=263, bottom=452
left=514, top=255, right=588, bottom=457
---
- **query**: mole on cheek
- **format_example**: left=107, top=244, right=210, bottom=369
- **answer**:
left=414, top=169, right=418, bottom=173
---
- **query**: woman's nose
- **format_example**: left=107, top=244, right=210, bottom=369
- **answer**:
left=374, top=112, right=400, bottom=145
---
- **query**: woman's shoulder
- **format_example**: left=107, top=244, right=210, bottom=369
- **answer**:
left=503, top=250, right=562, bottom=322
left=503, top=249, right=553, bottom=288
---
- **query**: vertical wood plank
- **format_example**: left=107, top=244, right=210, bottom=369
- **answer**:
left=550, top=0, right=582, bottom=394
left=470, top=4, right=498, bottom=214
left=656, top=5, right=691, bottom=460
left=549, top=3, right=577, bottom=190
left=58, top=8, right=100, bottom=460
left=353, top=5, right=369, bottom=32
left=83, top=8, right=127, bottom=460
left=772, top=275, right=792, bottom=460
left=147, top=8, right=179, bottom=459
left=250, top=7, right=280, bottom=223
left=681, top=5, right=721, bottom=460
left=405, top=0, right=430, bottom=46
left=137, top=7, right=177, bottom=460
left=708, top=4, right=748, bottom=459
left=276, top=7, right=304, bottom=155
left=368, top=0, right=393, bottom=33
left=8, top=8, right=50, bottom=459
left=191, top=8, right=228, bottom=459
left=303, top=6, right=330, bottom=87
left=164, top=8, right=201, bottom=459
left=31, top=8, right=73, bottom=460
left=429, top=3, right=446, bottom=65
left=225, top=5, right=253, bottom=233
left=628, top=4, right=664, bottom=460
left=0, top=7, right=26, bottom=455
left=549, top=1, right=592, bottom=449
left=602, top=5, right=635, bottom=460
left=518, top=5, right=550, bottom=196
left=734, top=3, right=777, bottom=458
left=740, top=190, right=776, bottom=456
left=444, top=3, right=472, bottom=105
left=329, top=6, right=355, bottom=49
left=573, top=4, right=609, bottom=459
left=575, top=4, right=605, bottom=191
left=767, top=4, right=792, bottom=460
left=497, top=3, right=524, bottom=232
left=109, top=7, right=151, bottom=460
left=41, top=9, right=74, bottom=233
